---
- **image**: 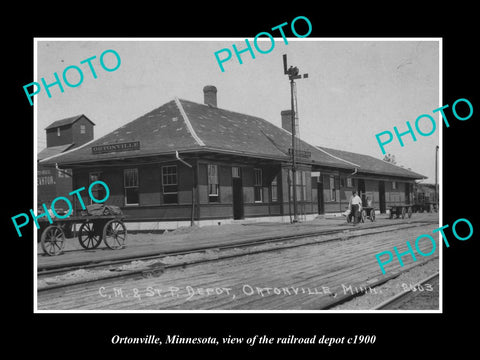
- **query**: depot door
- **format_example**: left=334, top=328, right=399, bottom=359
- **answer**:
left=317, top=182, right=324, bottom=214
left=405, top=183, right=411, bottom=205
left=379, top=181, right=386, bottom=213
left=232, top=167, right=244, bottom=220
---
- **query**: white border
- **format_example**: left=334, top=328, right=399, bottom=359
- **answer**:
left=34, top=37, right=442, bottom=314
left=33, top=41, right=38, bottom=309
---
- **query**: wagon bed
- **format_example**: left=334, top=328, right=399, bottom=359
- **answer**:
left=387, top=205, right=413, bottom=219
left=38, top=214, right=127, bottom=256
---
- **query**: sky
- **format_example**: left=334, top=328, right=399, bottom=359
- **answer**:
left=35, top=38, right=440, bottom=181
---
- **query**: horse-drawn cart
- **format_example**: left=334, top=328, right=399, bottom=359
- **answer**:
left=37, top=205, right=127, bottom=256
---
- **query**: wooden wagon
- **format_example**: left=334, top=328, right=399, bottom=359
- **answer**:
left=411, top=202, right=437, bottom=213
left=38, top=214, right=127, bottom=256
left=346, top=206, right=376, bottom=223
left=387, top=205, right=413, bottom=219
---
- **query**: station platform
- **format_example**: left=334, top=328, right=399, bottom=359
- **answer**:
left=36, top=212, right=439, bottom=271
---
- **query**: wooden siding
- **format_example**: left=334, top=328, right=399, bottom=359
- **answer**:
left=37, top=165, right=64, bottom=206
left=71, top=117, right=94, bottom=147
left=46, top=115, right=94, bottom=148
left=67, top=157, right=416, bottom=221
left=70, top=160, right=293, bottom=221
left=46, top=125, right=73, bottom=148
left=311, top=172, right=415, bottom=214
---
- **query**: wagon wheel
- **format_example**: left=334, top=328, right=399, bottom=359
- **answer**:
left=407, top=207, right=412, bottom=219
left=360, top=209, right=366, bottom=223
left=401, top=207, right=406, bottom=219
left=103, top=220, right=127, bottom=250
left=78, top=222, right=102, bottom=249
left=41, top=225, right=66, bottom=256
left=370, top=209, right=376, bottom=222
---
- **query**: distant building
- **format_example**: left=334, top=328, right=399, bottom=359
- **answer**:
left=41, top=86, right=425, bottom=229
left=413, top=182, right=439, bottom=210
left=37, top=115, right=95, bottom=209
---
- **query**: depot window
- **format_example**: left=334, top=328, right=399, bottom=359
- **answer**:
left=392, top=181, right=397, bottom=190
left=271, top=176, right=278, bottom=202
left=301, top=171, right=307, bottom=201
left=124, top=168, right=139, bottom=205
left=330, top=175, right=336, bottom=202
left=208, top=164, right=219, bottom=202
left=232, top=166, right=240, bottom=178
left=162, top=165, right=178, bottom=204
left=289, top=171, right=307, bottom=202
left=254, top=168, right=262, bottom=202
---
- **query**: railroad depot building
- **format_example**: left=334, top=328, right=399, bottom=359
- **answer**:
left=40, top=86, right=425, bottom=229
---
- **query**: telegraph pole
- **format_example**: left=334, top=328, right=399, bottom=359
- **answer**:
left=283, top=54, right=308, bottom=223
left=290, top=77, right=298, bottom=222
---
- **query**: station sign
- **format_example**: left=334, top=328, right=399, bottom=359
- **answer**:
left=288, top=148, right=311, bottom=158
left=92, top=141, right=140, bottom=154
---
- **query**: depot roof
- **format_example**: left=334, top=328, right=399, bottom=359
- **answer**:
left=37, top=143, right=74, bottom=161
left=317, top=147, right=426, bottom=179
left=39, top=97, right=424, bottom=180
left=39, top=98, right=354, bottom=170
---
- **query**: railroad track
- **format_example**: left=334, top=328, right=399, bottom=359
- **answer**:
left=373, top=272, right=440, bottom=310
left=38, top=219, right=437, bottom=275
left=38, top=220, right=438, bottom=294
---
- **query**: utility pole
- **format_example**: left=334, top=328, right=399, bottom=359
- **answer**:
left=283, top=54, right=308, bottom=223
left=289, top=77, right=298, bottom=222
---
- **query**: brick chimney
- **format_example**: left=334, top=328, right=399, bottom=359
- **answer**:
left=281, top=110, right=294, bottom=133
left=203, top=85, right=217, bottom=107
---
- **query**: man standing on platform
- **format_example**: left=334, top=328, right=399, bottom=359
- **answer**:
left=349, top=190, right=362, bottom=225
